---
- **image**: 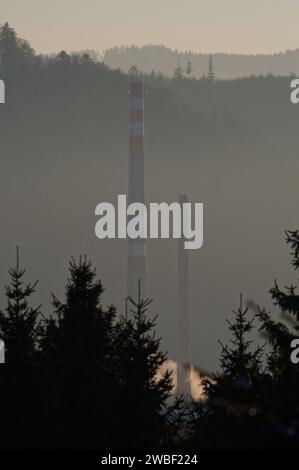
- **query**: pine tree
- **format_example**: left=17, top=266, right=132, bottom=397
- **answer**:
left=0, top=248, right=41, bottom=448
left=191, top=296, right=266, bottom=449
left=204, top=295, right=264, bottom=402
left=270, top=230, right=299, bottom=320
left=113, top=293, right=175, bottom=448
left=0, top=22, right=20, bottom=75
left=173, top=55, right=184, bottom=81
left=80, top=53, right=94, bottom=66
left=256, top=230, right=299, bottom=447
left=41, top=257, right=116, bottom=448
left=55, top=50, right=71, bottom=64
left=0, top=248, right=40, bottom=369
left=185, top=55, right=193, bottom=80
left=17, top=38, right=35, bottom=68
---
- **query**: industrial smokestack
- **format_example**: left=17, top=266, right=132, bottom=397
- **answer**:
left=127, top=81, right=146, bottom=300
left=177, top=194, right=191, bottom=398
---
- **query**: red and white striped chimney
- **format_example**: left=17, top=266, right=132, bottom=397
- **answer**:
left=127, top=81, right=146, bottom=300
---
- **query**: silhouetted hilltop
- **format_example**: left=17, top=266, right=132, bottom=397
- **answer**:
left=103, top=45, right=299, bottom=79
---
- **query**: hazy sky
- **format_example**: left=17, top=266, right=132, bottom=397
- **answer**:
left=2, top=0, right=299, bottom=55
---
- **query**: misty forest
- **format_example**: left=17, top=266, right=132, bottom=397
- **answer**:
left=1, top=22, right=299, bottom=449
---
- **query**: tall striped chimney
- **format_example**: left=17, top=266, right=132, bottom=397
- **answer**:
left=127, top=81, right=146, bottom=300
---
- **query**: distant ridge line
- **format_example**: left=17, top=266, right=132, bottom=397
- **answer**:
left=103, top=44, right=299, bottom=79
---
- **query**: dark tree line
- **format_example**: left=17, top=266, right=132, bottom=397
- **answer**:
left=189, top=230, right=299, bottom=449
left=103, top=44, right=299, bottom=79
left=0, top=254, right=179, bottom=449
left=1, top=231, right=299, bottom=449
left=1, top=20, right=295, bottom=166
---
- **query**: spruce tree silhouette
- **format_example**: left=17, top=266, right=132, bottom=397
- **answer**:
left=191, top=295, right=266, bottom=449
left=80, top=53, right=94, bottom=66
left=0, top=247, right=41, bottom=448
left=270, top=230, right=299, bottom=320
left=38, top=262, right=179, bottom=449
left=55, top=50, right=72, bottom=64
left=40, top=256, right=116, bottom=448
left=173, top=56, right=184, bottom=81
left=185, top=56, right=193, bottom=80
left=0, top=247, right=40, bottom=368
left=256, top=230, right=299, bottom=447
left=113, top=288, right=175, bottom=448
left=0, top=23, right=21, bottom=76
